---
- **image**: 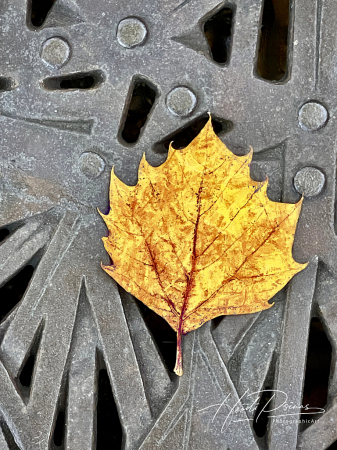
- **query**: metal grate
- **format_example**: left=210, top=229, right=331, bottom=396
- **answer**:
left=0, top=0, right=336, bottom=448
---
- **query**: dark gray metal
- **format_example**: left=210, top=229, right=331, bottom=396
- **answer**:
left=0, top=0, right=337, bottom=448
left=269, top=259, right=318, bottom=450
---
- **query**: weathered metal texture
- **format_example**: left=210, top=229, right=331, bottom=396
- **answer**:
left=0, top=0, right=337, bottom=449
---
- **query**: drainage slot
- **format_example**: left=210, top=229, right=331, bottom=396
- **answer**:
left=1, top=421, right=20, bottom=450
left=203, top=6, right=234, bottom=64
left=0, top=265, right=34, bottom=322
left=42, top=71, right=105, bottom=91
left=19, top=355, right=35, bottom=388
left=253, top=387, right=272, bottom=437
left=120, top=79, right=157, bottom=145
left=18, top=322, right=43, bottom=402
left=136, top=300, right=177, bottom=373
left=301, top=317, right=332, bottom=422
left=255, top=0, right=291, bottom=82
left=97, top=368, right=123, bottom=449
left=0, top=229, right=9, bottom=243
left=53, top=411, right=66, bottom=447
left=52, top=375, right=68, bottom=449
left=28, top=0, right=55, bottom=28
left=153, top=114, right=233, bottom=154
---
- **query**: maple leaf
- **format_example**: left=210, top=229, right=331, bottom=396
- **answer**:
left=100, top=117, right=307, bottom=376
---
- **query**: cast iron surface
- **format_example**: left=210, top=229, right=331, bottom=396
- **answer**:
left=0, top=0, right=337, bottom=449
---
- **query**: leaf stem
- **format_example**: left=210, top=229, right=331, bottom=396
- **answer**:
left=174, top=325, right=183, bottom=376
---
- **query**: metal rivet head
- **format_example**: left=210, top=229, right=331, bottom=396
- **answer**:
left=166, top=86, right=197, bottom=117
left=298, top=102, right=328, bottom=131
left=41, top=37, right=71, bottom=68
left=117, top=18, right=147, bottom=48
left=79, top=152, right=105, bottom=179
left=294, top=167, right=325, bottom=197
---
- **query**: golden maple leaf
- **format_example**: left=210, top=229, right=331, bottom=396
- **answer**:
left=100, top=117, right=307, bottom=376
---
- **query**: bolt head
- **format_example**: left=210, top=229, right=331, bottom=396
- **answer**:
left=79, top=152, right=105, bottom=179
left=294, top=167, right=325, bottom=197
left=298, top=101, right=328, bottom=131
left=166, top=86, right=197, bottom=117
left=41, top=37, right=71, bottom=68
left=117, top=18, right=147, bottom=48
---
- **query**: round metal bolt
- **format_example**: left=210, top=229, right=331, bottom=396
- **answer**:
left=166, top=86, right=197, bottom=117
left=79, top=152, right=105, bottom=179
left=298, top=101, right=328, bottom=131
left=117, top=18, right=147, bottom=48
left=41, top=37, right=71, bottom=68
left=294, top=167, right=325, bottom=197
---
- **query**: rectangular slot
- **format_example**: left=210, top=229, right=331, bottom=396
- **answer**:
left=42, top=70, right=105, bottom=91
left=255, top=0, right=292, bottom=82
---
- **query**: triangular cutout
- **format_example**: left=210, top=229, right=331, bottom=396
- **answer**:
left=51, top=376, right=68, bottom=449
left=0, top=212, right=60, bottom=324
left=96, top=351, right=123, bottom=449
left=172, top=24, right=210, bottom=57
left=152, top=113, right=233, bottom=155
left=17, top=320, right=44, bottom=403
left=0, top=244, right=45, bottom=323
left=252, top=352, right=278, bottom=439
left=203, top=6, right=234, bottom=64
left=0, top=218, right=25, bottom=244
left=0, top=421, right=20, bottom=450
left=134, top=299, right=177, bottom=373
left=172, top=4, right=235, bottom=64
